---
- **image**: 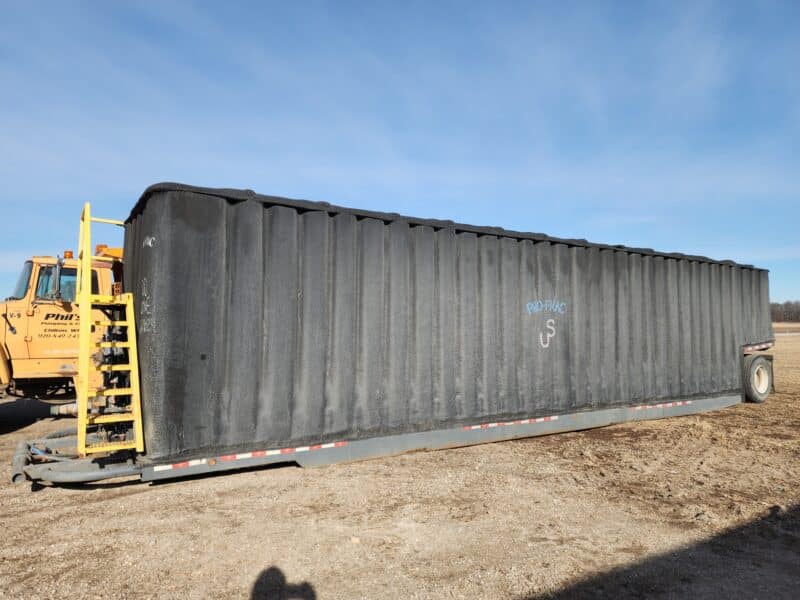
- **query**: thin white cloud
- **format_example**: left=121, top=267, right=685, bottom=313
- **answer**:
left=648, top=2, right=730, bottom=120
left=0, top=2, right=797, bottom=298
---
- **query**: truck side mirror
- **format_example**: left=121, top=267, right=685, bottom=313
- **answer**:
left=53, top=257, right=63, bottom=300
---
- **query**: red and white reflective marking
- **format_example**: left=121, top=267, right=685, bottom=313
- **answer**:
left=632, top=400, right=692, bottom=411
left=152, top=441, right=348, bottom=472
left=463, top=415, right=558, bottom=431
left=153, top=401, right=698, bottom=471
left=464, top=401, right=694, bottom=430
left=743, top=341, right=773, bottom=352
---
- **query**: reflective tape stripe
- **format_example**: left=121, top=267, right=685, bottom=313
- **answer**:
left=151, top=400, right=696, bottom=473
left=153, top=458, right=207, bottom=472
left=461, top=402, right=694, bottom=432
left=152, top=440, right=350, bottom=472
left=631, top=400, right=692, bottom=410
left=463, top=414, right=559, bottom=431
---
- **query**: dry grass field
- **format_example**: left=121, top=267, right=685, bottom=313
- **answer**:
left=774, top=321, right=800, bottom=335
left=0, top=334, right=798, bottom=599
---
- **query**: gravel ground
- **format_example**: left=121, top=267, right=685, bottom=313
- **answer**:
left=0, top=336, right=798, bottom=599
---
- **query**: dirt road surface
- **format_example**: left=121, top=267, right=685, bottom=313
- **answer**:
left=1, top=337, right=798, bottom=599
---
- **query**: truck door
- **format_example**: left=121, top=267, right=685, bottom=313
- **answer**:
left=2, top=261, right=34, bottom=362
left=27, top=264, right=99, bottom=363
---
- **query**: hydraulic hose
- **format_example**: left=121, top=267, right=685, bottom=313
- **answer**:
left=30, top=446, right=73, bottom=462
left=14, top=425, right=138, bottom=484
left=11, top=441, right=29, bottom=484
left=11, top=427, right=88, bottom=483
left=50, top=403, right=78, bottom=417
left=42, top=427, right=79, bottom=440
left=26, top=463, right=142, bottom=484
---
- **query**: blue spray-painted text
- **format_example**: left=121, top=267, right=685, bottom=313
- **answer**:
left=526, top=300, right=567, bottom=315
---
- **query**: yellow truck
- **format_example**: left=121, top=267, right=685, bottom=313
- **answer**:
left=1, top=248, right=121, bottom=403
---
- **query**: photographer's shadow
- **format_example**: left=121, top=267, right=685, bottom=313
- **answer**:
left=251, top=566, right=316, bottom=600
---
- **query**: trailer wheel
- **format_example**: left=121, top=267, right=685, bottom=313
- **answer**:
left=743, top=355, right=771, bottom=403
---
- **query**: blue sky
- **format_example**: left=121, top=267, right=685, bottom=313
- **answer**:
left=1, top=1, right=798, bottom=300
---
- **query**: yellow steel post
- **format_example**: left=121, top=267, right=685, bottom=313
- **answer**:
left=76, top=220, right=83, bottom=298
left=125, top=292, right=145, bottom=452
left=76, top=203, right=93, bottom=456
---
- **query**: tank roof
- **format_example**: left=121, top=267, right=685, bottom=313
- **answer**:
left=130, top=182, right=764, bottom=270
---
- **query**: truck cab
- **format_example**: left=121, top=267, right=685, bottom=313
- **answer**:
left=1, top=251, right=118, bottom=402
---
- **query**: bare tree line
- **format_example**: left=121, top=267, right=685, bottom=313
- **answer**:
left=771, top=301, right=800, bottom=322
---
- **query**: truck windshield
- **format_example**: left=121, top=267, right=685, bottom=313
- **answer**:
left=8, top=261, right=33, bottom=300
left=35, top=266, right=98, bottom=302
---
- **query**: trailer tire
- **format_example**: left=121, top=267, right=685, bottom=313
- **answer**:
left=743, top=355, right=771, bottom=403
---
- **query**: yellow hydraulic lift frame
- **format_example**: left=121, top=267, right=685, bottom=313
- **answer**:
left=76, top=203, right=144, bottom=457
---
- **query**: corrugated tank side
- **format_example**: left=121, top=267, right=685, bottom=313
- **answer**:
left=125, top=189, right=773, bottom=461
